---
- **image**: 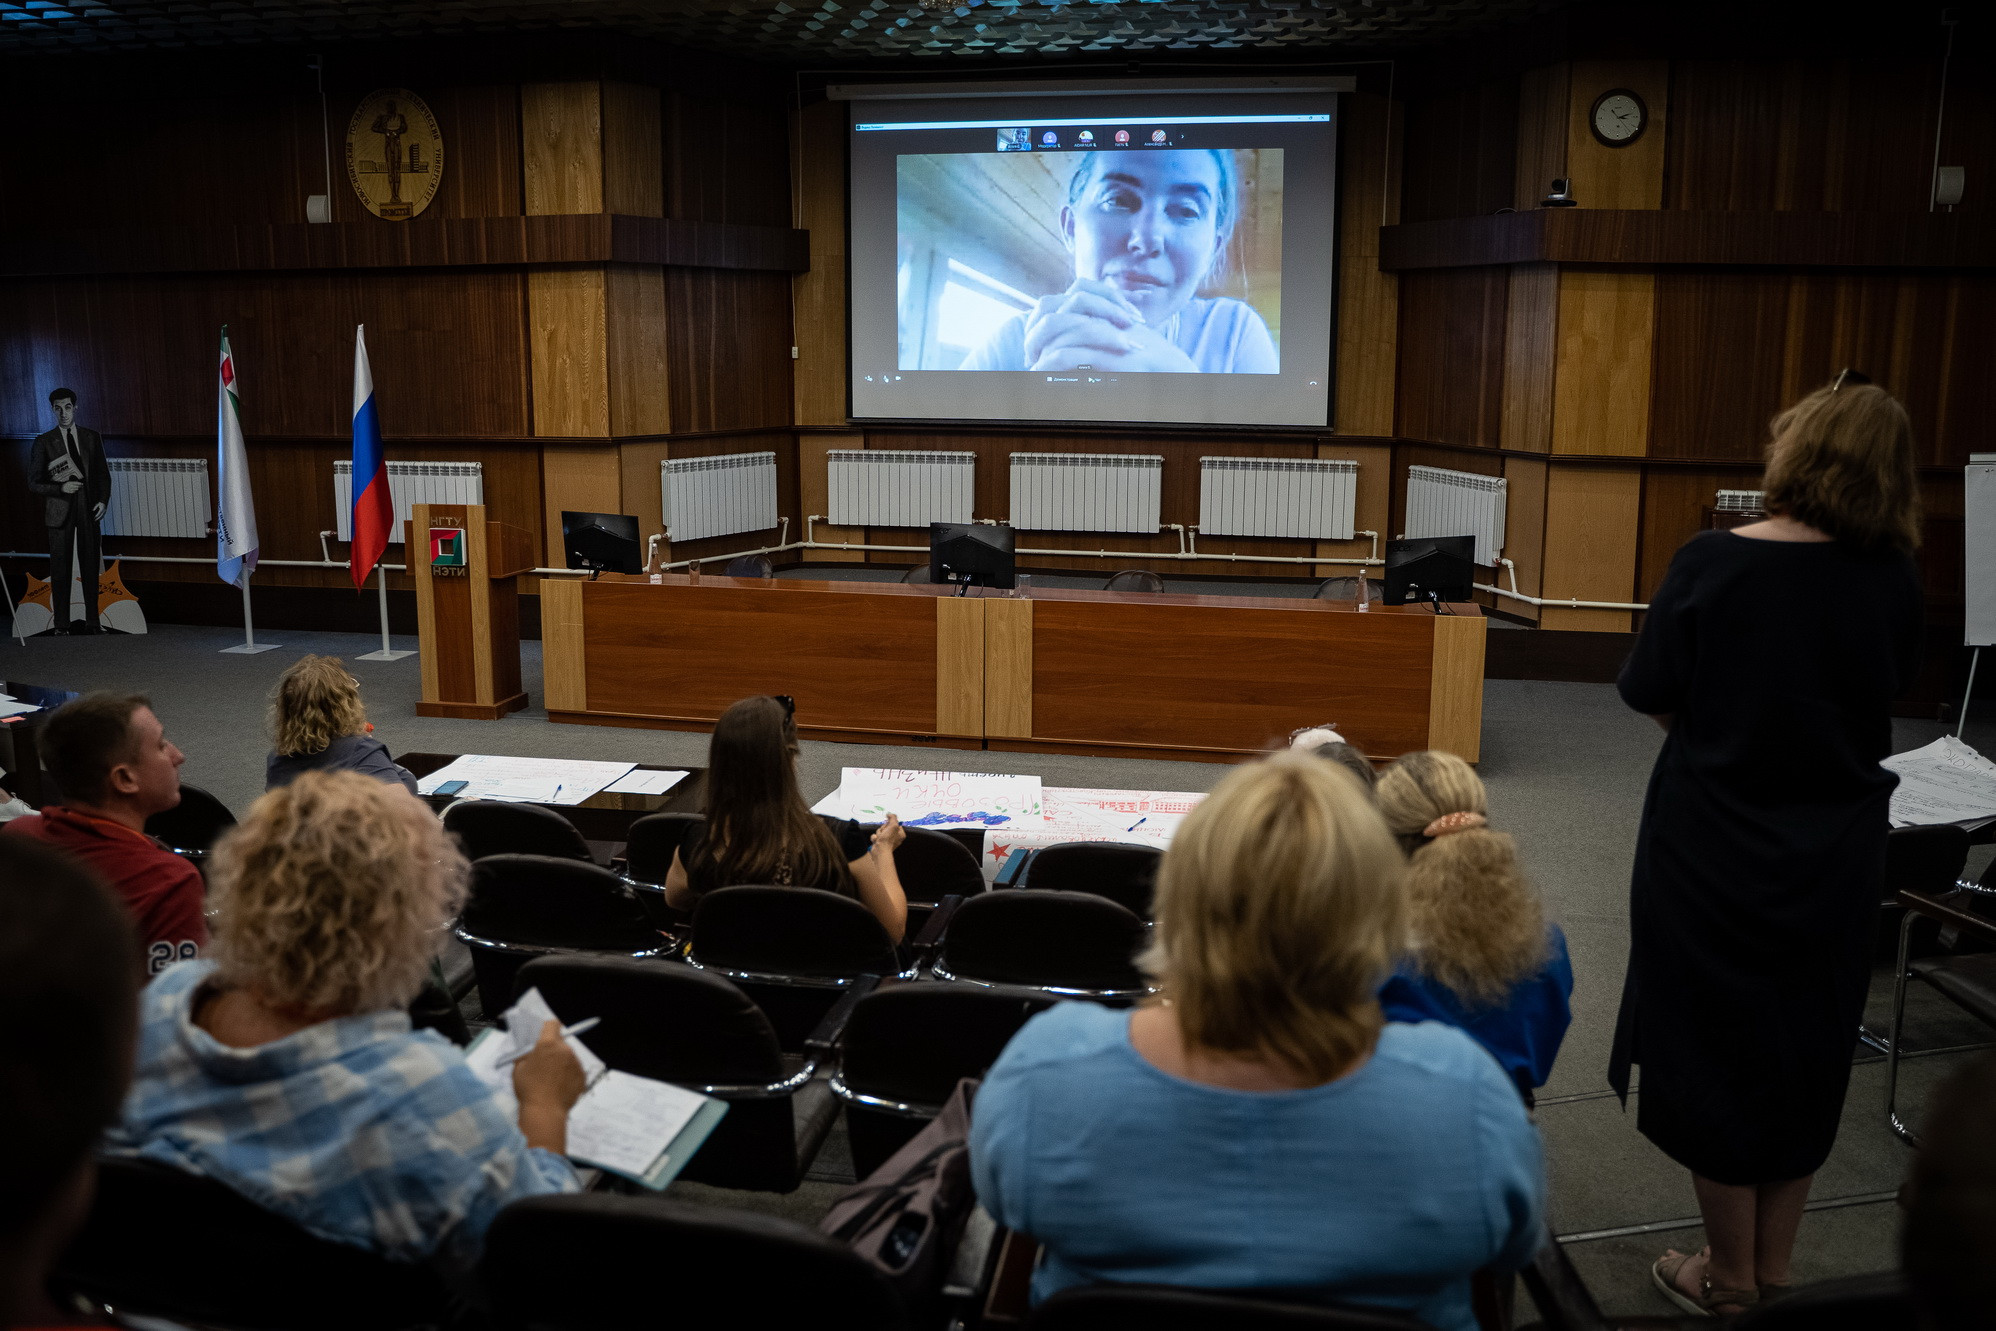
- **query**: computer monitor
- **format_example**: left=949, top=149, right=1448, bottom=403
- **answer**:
left=1384, top=536, right=1476, bottom=606
left=930, top=522, right=1016, bottom=591
left=561, top=511, right=642, bottom=577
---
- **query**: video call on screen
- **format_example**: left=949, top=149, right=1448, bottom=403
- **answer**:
left=847, top=91, right=1340, bottom=429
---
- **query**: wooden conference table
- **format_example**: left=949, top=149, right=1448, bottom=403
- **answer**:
left=541, top=574, right=1487, bottom=763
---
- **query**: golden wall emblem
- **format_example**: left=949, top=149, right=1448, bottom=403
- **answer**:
left=345, top=89, right=444, bottom=220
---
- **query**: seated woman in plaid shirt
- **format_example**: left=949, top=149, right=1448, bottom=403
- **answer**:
left=105, top=771, right=584, bottom=1273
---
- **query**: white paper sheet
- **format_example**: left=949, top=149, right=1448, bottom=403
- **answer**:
left=464, top=986, right=610, bottom=1122
left=416, top=754, right=636, bottom=805
left=566, top=1070, right=710, bottom=1178
left=814, top=768, right=1042, bottom=829
left=1883, top=737, right=1996, bottom=827
left=0, top=700, right=41, bottom=719
left=604, top=769, right=689, bottom=797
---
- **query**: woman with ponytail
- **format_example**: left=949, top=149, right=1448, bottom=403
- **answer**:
left=1375, top=751, right=1572, bottom=1099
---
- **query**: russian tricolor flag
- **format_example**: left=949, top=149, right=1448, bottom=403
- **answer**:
left=349, top=325, right=392, bottom=589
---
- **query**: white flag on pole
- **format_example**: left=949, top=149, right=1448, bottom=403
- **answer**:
left=216, top=326, right=259, bottom=588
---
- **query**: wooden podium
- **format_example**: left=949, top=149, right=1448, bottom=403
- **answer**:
left=408, top=503, right=536, bottom=719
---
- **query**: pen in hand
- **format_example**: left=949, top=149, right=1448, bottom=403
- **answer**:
left=493, top=1016, right=600, bottom=1068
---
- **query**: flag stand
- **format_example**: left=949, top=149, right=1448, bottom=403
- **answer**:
left=219, top=575, right=276, bottom=654
left=357, top=565, right=414, bottom=661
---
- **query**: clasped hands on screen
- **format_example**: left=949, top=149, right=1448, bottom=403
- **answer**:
left=1023, top=277, right=1197, bottom=374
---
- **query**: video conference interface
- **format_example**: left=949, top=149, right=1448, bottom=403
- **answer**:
left=847, top=91, right=1340, bottom=429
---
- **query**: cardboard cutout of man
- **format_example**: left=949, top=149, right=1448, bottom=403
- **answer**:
left=28, top=387, right=110, bottom=635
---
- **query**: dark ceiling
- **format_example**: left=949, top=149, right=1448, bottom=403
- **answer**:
left=0, top=0, right=1571, bottom=62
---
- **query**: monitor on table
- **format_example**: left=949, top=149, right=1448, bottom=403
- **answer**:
left=561, top=511, right=642, bottom=577
left=930, top=522, right=1016, bottom=591
left=1385, top=536, right=1475, bottom=606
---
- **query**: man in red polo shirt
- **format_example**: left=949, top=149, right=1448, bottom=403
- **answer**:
left=4, top=693, right=205, bottom=975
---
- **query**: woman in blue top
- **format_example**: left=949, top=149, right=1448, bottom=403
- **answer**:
left=971, top=752, right=1544, bottom=1331
left=1375, top=751, right=1573, bottom=1100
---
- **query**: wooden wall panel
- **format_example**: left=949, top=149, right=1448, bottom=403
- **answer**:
left=1563, top=60, right=1669, bottom=211
left=666, top=93, right=793, bottom=227
left=1395, top=267, right=1508, bottom=449
left=1635, top=463, right=1763, bottom=601
left=529, top=267, right=609, bottom=436
left=541, top=446, right=622, bottom=566
left=1335, top=91, right=1400, bottom=437
left=666, top=269, right=794, bottom=433
left=792, top=100, right=848, bottom=428
left=1398, top=78, right=1517, bottom=224
left=606, top=264, right=670, bottom=436
left=1316, top=438, right=1392, bottom=577
left=1648, top=269, right=1790, bottom=461
left=0, top=270, right=530, bottom=440
left=1538, top=465, right=1640, bottom=631
left=1661, top=58, right=1985, bottom=213
left=1500, top=261, right=1557, bottom=453
left=617, top=439, right=671, bottom=553
left=1551, top=269, right=1653, bottom=456
left=1499, top=454, right=1548, bottom=624
left=603, top=83, right=666, bottom=219
left=522, top=82, right=604, bottom=216
left=1513, top=63, right=1570, bottom=211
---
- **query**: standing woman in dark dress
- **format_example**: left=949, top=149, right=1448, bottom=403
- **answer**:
left=1612, top=376, right=1922, bottom=1317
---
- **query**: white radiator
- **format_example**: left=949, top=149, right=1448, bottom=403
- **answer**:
left=333, top=461, right=484, bottom=542
left=827, top=450, right=975, bottom=528
left=1009, top=453, right=1163, bottom=534
left=1716, top=489, right=1765, bottom=511
left=1199, top=457, right=1357, bottom=541
left=662, top=451, right=778, bottom=543
left=1404, top=465, right=1506, bottom=566
left=102, top=459, right=212, bottom=539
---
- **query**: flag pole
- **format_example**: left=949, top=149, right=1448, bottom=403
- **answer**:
left=356, top=562, right=414, bottom=661
left=220, top=570, right=276, bottom=654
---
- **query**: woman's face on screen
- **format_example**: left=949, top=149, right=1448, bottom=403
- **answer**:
left=1062, top=151, right=1228, bottom=326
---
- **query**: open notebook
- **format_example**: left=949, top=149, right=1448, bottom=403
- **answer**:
left=465, top=987, right=728, bottom=1189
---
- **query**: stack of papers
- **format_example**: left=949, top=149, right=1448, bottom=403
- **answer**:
left=1883, top=737, right=1996, bottom=827
left=415, top=755, right=637, bottom=805
left=813, top=768, right=1206, bottom=880
left=816, top=768, right=1043, bottom=829
left=466, top=987, right=725, bottom=1187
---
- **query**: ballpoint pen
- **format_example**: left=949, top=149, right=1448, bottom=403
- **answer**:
left=1127, top=816, right=1148, bottom=832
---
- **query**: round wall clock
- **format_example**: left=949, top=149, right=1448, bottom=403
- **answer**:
left=1589, top=89, right=1648, bottom=147
left=345, top=89, right=444, bottom=220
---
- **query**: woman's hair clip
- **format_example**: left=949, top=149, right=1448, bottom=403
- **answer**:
left=1422, top=810, right=1489, bottom=838
left=1830, top=367, right=1872, bottom=393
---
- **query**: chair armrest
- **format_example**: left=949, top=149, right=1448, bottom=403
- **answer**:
left=994, top=848, right=1033, bottom=888
left=1899, top=889, right=1996, bottom=942
left=910, top=894, right=965, bottom=956
left=1519, top=1225, right=1609, bottom=1331
left=804, top=973, right=882, bottom=1060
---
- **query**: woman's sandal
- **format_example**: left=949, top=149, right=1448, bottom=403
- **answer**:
left=1652, top=1248, right=1760, bottom=1318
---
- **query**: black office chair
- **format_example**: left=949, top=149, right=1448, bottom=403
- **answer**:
left=455, top=854, right=670, bottom=1014
left=1730, top=1271, right=1916, bottom=1330
left=1884, top=887, right=1996, bottom=1146
left=833, top=981, right=1057, bottom=1176
left=688, top=884, right=913, bottom=1048
left=891, top=824, right=988, bottom=935
left=482, top=1194, right=910, bottom=1331
left=932, top=891, right=1153, bottom=999
left=621, top=811, right=704, bottom=928
left=1104, top=569, right=1164, bottom=594
left=514, top=955, right=841, bottom=1193
left=1023, top=841, right=1162, bottom=919
left=144, top=782, right=236, bottom=865
left=901, top=562, right=937, bottom=584
left=1861, top=824, right=1972, bottom=1053
left=1313, top=576, right=1385, bottom=602
left=1025, top=1284, right=1431, bottom=1329
left=442, top=799, right=593, bottom=863
left=725, top=554, right=775, bottom=579
left=56, top=1158, right=449, bottom=1330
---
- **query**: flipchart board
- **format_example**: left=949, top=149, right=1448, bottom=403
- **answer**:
left=1968, top=455, right=1996, bottom=647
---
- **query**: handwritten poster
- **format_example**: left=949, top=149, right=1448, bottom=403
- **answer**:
left=822, top=768, right=1043, bottom=828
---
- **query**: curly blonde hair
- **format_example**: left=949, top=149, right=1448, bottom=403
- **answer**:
left=207, top=771, right=467, bottom=1013
left=1142, top=752, right=1406, bottom=1083
left=269, top=655, right=368, bottom=758
left=1375, top=750, right=1547, bottom=1007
